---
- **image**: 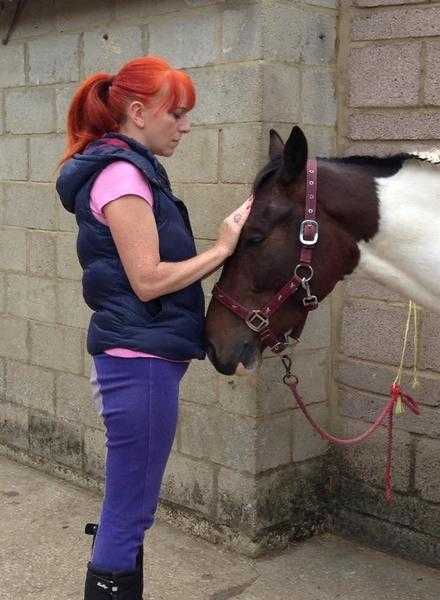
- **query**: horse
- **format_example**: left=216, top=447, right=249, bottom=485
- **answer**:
left=205, top=125, right=440, bottom=376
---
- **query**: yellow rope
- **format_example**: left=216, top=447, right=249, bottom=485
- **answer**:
left=393, top=300, right=420, bottom=414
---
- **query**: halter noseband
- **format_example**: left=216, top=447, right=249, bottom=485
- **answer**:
left=212, top=158, right=319, bottom=354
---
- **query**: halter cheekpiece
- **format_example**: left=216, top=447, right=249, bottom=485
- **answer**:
left=212, top=158, right=319, bottom=354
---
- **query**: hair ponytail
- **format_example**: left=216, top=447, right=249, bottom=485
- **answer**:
left=59, top=56, right=196, bottom=164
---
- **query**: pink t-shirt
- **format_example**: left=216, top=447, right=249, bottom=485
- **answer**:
left=90, top=160, right=189, bottom=363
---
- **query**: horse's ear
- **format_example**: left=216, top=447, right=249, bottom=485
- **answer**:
left=269, top=129, right=284, bottom=160
left=278, top=126, right=308, bottom=185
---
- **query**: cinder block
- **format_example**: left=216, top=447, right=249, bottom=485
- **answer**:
left=340, top=298, right=414, bottom=365
left=298, top=297, right=331, bottom=351
left=5, top=88, right=56, bottom=135
left=55, top=0, right=113, bottom=32
left=348, top=110, right=440, bottom=141
left=4, top=183, right=58, bottom=230
left=84, top=427, right=106, bottom=480
left=149, top=11, right=219, bottom=68
left=1, top=0, right=54, bottom=38
left=339, top=385, right=440, bottom=438
left=222, top=4, right=263, bottom=62
left=424, top=41, right=440, bottom=105
left=6, top=273, right=56, bottom=323
left=29, top=35, right=80, bottom=85
left=0, top=43, right=25, bottom=88
left=301, top=9, right=337, bottom=65
left=178, top=183, right=250, bottom=239
left=218, top=370, right=259, bottom=418
left=302, top=68, right=337, bottom=126
left=353, top=6, right=440, bottom=40
left=301, top=125, right=336, bottom=158
left=178, top=401, right=211, bottom=459
left=56, top=279, right=91, bottom=328
left=162, top=127, right=218, bottom=183
left=179, top=357, right=219, bottom=405
left=57, top=201, right=78, bottom=233
left=415, top=437, right=440, bottom=502
left=221, top=123, right=264, bottom=184
left=345, top=273, right=404, bottom=302
left=114, top=0, right=156, bottom=21
left=28, top=231, right=56, bottom=278
left=83, top=27, right=143, bottom=76
left=339, top=417, right=411, bottom=492
left=263, top=63, right=301, bottom=122
left=209, top=408, right=258, bottom=472
left=336, top=357, right=440, bottom=407
left=29, top=322, right=84, bottom=374
left=217, top=467, right=257, bottom=529
left=419, top=312, right=440, bottom=371
left=306, top=0, right=337, bottom=6
left=29, top=412, right=82, bottom=469
left=354, top=0, right=424, bottom=5
left=292, top=403, right=329, bottom=462
left=0, top=316, right=28, bottom=361
left=161, top=451, right=214, bottom=515
left=56, top=233, right=81, bottom=280
left=0, top=402, right=28, bottom=450
left=262, top=4, right=303, bottom=63
left=349, top=43, right=421, bottom=107
left=0, top=227, right=26, bottom=273
left=5, top=360, right=54, bottom=414
left=256, top=412, right=292, bottom=472
left=29, top=135, right=66, bottom=182
left=0, top=136, right=28, bottom=182
left=56, top=372, right=101, bottom=426
left=257, top=349, right=329, bottom=415
left=55, top=83, right=79, bottom=133
left=187, top=64, right=262, bottom=125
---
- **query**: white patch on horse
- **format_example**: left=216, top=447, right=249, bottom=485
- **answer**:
left=356, top=157, right=440, bottom=314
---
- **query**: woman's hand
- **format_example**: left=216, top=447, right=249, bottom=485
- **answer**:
left=215, top=195, right=254, bottom=258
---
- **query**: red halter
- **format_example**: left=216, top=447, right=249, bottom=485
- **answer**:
left=212, top=159, right=319, bottom=354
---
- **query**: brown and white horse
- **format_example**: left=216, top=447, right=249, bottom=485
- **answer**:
left=205, top=125, right=440, bottom=375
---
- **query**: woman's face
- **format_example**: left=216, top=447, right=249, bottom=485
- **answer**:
left=121, top=100, right=191, bottom=157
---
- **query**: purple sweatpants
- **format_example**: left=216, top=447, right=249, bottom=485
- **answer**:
left=89, top=354, right=188, bottom=572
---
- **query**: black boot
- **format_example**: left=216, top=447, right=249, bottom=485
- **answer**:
left=84, top=562, right=141, bottom=599
left=84, top=522, right=144, bottom=599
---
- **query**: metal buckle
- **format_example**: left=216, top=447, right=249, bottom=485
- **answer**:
left=246, top=310, right=269, bottom=333
left=303, top=295, right=318, bottom=309
left=299, top=219, right=319, bottom=246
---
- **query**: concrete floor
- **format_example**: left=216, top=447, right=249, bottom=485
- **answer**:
left=1, top=454, right=439, bottom=600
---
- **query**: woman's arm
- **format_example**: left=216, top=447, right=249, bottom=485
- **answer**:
left=104, top=195, right=250, bottom=302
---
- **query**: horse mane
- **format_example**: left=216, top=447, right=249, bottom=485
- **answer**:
left=253, top=151, right=440, bottom=192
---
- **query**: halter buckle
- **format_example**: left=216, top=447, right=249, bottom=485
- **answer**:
left=299, top=220, right=319, bottom=246
left=246, top=310, right=269, bottom=332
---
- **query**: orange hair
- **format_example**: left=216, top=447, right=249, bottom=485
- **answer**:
left=59, top=56, right=196, bottom=164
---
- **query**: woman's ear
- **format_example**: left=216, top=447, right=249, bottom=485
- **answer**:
left=127, top=100, right=146, bottom=129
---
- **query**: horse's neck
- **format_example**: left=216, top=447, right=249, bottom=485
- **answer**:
left=355, top=158, right=440, bottom=314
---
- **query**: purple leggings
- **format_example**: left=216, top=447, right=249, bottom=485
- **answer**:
left=89, top=355, right=188, bottom=572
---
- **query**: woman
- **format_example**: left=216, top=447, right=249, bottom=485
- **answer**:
left=56, top=56, right=252, bottom=600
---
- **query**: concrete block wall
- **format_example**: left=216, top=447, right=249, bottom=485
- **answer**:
left=333, top=0, right=440, bottom=566
left=0, top=0, right=336, bottom=556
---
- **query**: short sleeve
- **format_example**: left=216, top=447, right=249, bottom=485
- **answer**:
left=90, top=160, right=154, bottom=225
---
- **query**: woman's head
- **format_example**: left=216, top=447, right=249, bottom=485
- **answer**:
left=60, top=55, right=195, bottom=163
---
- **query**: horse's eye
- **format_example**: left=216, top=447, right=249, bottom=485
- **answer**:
left=247, top=235, right=265, bottom=245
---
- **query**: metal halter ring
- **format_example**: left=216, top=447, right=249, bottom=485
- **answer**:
left=294, top=264, right=314, bottom=282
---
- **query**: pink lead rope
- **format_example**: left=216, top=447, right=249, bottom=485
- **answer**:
left=281, top=356, right=420, bottom=503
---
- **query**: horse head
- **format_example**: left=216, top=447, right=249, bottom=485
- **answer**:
left=205, top=125, right=366, bottom=375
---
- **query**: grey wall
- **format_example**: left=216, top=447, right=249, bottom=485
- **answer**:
left=0, top=0, right=337, bottom=556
